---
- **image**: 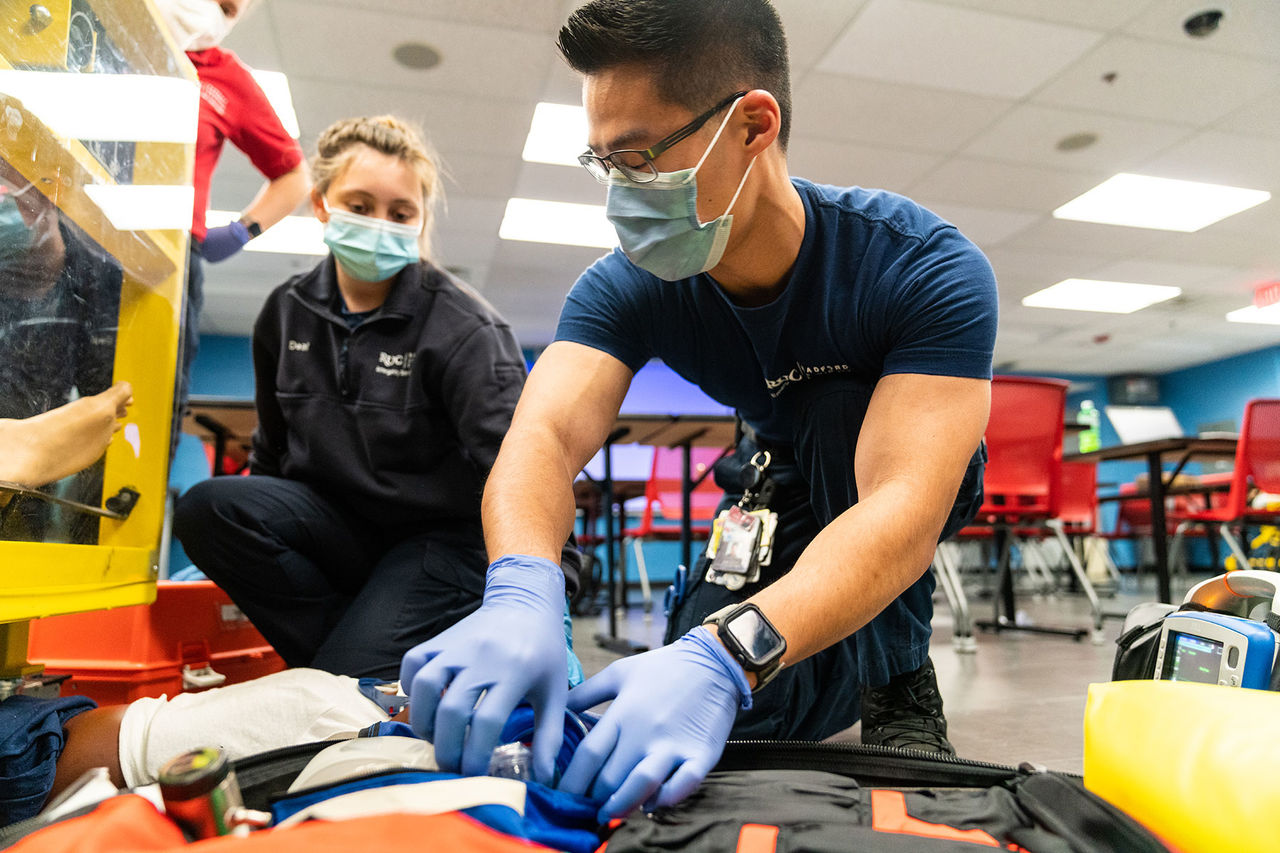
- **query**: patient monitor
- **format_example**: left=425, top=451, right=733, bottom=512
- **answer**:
left=1153, top=571, right=1280, bottom=691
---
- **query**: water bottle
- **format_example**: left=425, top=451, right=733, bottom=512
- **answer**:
left=1078, top=399, right=1101, bottom=453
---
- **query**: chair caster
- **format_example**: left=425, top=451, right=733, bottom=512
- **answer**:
left=1090, top=628, right=1107, bottom=646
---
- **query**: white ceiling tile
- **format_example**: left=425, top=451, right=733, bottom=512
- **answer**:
left=1088, top=258, right=1255, bottom=291
left=288, top=81, right=531, bottom=158
left=771, top=0, right=871, bottom=77
left=906, top=157, right=1105, bottom=211
left=1033, top=35, right=1280, bottom=126
left=1121, top=0, right=1280, bottom=62
left=271, top=2, right=557, bottom=101
left=914, top=200, right=1041, bottom=246
left=787, top=137, right=942, bottom=193
left=512, top=162, right=608, bottom=207
left=817, top=0, right=1103, bottom=99
left=1001, top=217, right=1173, bottom=259
left=792, top=74, right=1013, bottom=154
left=1215, top=89, right=1280, bottom=139
left=960, top=103, right=1191, bottom=173
left=925, top=0, right=1152, bottom=31
left=296, top=0, right=566, bottom=32
left=1133, top=130, right=1280, bottom=194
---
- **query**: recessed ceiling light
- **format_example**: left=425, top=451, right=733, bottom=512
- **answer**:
left=498, top=198, right=617, bottom=248
left=1055, top=132, right=1097, bottom=152
left=1226, top=304, right=1280, bottom=325
left=206, top=210, right=326, bottom=255
left=1021, top=278, right=1182, bottom=314
left=1053, top=173, right=1271, bottom=232
left=522, top=102, right=588, bottom=167
left=392, top=42, right=441, bottom=70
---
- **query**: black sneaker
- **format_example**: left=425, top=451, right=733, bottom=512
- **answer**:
left=860, top=657, right=956, bottom=755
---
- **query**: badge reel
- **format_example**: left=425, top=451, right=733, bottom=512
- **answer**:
left=705, top=451, right=779, bottom=591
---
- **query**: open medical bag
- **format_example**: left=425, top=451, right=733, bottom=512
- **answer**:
left=4, top=734, right=1169, bottom=852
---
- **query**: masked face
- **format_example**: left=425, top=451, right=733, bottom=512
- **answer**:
left=322, top=204, right=422, bottom=283
left=604, top=98, right=756, bottom=281
left=156, top=0, right=235, bottom=51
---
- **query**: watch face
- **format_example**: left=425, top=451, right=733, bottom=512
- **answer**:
left=727, top=606, right=782, bottom=665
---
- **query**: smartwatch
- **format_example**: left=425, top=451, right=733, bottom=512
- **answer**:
left=703, top=602, right=787, bottom=692
left=238, top=217, right=262, bottom=239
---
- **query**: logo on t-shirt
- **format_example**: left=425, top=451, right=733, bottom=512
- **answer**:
left=376, top=350, right=415, bottom=377
left=200, top=81, right=229, bottom=116
left=764, top=361, right=850, bottom=397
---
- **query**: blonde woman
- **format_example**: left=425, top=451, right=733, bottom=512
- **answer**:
left=175, top=117, right=577, bottom=678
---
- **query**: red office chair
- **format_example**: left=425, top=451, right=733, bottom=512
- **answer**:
left=967, top=376, right=1103, bottom=641
left=1045, top=460, right=1120, bottom=588
left=1169, top=399, right=1280, bottom=573
left=622, top=445, right=727, bottom=612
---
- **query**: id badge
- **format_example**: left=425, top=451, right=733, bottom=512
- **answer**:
left=706, top=505, right=760, bottom=590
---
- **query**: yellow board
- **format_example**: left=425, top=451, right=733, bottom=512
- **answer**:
left=1084, top=681, right=1280, bottom=853
left=0, top=0, right=195, bottom=661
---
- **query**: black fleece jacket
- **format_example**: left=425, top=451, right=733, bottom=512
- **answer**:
left=250, top=257, right=525, bottom=529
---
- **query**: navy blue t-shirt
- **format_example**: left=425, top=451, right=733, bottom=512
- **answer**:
left=555, top=178, right=998, bottom=442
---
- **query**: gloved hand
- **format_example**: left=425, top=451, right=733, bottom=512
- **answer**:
left=201, top=220, right=251, bottom=262
left=558, top=626, right=751, bottom=823
left=400, top=554, right=568, bottom=784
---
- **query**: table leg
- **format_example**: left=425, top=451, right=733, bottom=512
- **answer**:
left=1146, top=452, right=1172, bottom=604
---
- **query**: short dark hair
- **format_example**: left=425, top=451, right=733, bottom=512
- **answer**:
left=558, top=0, right=792, bottom=149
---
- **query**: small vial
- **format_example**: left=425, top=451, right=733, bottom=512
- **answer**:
left=487, top=742, right=532, bottom=781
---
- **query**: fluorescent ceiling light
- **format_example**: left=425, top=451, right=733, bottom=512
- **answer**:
left=84, top=184, right=194, bottom=231
left=499, top=198, right=617, bottom=248
left=0, top=70, right=198, bottom=142
left=522, top=102, right=587, bottom=167
left=1053, top=173, right=1270, bottom=232
left=1021, top=278, right=1181, bottom=314
left=206, top=210, right=326, bottom=255
left=1226, top=304, right=1280, bottom=325
left=249, top=69, right=300, bottom=139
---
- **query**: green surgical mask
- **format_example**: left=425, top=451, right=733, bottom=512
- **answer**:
left=322, top=205, right=421, bottom=282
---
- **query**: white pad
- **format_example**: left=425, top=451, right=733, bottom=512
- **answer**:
left=117, top=668, right=391, bottom=788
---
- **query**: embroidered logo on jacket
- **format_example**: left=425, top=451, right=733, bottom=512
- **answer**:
left=376, top=350, right=415, bottom=377
left=288, top=340, right=310, bottom=351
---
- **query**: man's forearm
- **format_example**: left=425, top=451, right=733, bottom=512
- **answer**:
left=746, top=479, right=949, bottom=665
left=482, top=425, right=580, bottom=565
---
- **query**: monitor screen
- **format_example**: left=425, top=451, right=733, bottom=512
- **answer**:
left=1163, top=631, right=1224, bottom=684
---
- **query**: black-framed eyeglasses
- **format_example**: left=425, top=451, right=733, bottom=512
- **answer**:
left=578, top=90, right=749, bottom=185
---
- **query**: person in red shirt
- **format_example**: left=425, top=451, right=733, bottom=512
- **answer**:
left=154, top=0, right=309, bottom=408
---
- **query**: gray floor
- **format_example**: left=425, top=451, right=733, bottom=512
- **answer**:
left=571, top=570, right=1201, bottom=776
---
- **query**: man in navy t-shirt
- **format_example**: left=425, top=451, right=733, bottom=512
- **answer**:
left=401, top=0, right=997, bottom=823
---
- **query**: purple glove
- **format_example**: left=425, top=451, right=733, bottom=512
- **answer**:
left=400, top=555, right=569, bottom=783
left=559, top=626, right=751, bottom=822
left=201, top=220, right=251, bottom=262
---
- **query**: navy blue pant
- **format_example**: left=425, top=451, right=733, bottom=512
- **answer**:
left=173, top=476, right=487, bottom=679
left=664, top=377, right=984, bottom=740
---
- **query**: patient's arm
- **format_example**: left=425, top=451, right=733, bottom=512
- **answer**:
left=50, top=705, right=128, bottom=798
left=0, top=381, right=133, bottom=490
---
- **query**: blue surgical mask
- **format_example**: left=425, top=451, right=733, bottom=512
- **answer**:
left=322, top=204, right=421, bottom=283
left=604, top=98, right=756, bottom=281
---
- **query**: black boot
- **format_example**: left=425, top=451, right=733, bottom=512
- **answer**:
left=860, top=657, right=956, bottom=754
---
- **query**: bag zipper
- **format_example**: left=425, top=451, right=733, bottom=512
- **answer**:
left=717, top=739, right=1036, bottom=787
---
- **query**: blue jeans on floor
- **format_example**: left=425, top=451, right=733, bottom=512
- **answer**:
left=664, top=376, right=985, bottom=740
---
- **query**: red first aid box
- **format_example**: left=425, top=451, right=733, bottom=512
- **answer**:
left=27, top=581, right=284, bottom=706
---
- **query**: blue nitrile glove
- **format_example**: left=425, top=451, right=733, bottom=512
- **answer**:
left=201, top=220, right=251, bottom=262
left=401, top=554, right=568, bottom=784
left=558, top=626, right=751, bottom=823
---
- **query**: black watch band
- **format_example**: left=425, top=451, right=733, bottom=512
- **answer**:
left=703, top=603, right=787, bottom=693
left=239, top=217, right=262, bottom=239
